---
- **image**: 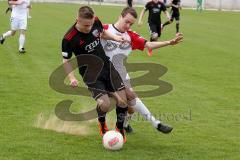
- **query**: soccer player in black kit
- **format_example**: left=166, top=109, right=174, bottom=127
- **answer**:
left=138, top=0, right=170, bottom=42
left=162, top=0, right=181, bottom=34
left=61, top=6, right=129, bottom=142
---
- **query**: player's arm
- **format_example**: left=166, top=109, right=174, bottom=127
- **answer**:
left=145, top=33, right=183, bottom=49
left=9, top=0, right=24, bottom=5
left=162, top=4, right=171, bottom=21
left=62, top=39, right=78, bottom=87
left=101, top=30, right=127, bottom=43
left=62, top=59, right=78, bottom=87
left=138, top=7, right=147, bottom=26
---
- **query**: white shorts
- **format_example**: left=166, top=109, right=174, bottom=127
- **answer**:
left=10, top=17, right=27, bottom=30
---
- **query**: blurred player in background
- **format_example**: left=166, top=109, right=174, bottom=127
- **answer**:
left=0, top=0, right=31, bottom=53
left=196, top=0, right=203, bottom=12
left=101, top=7, right=183, bottom=134
left=162, top=0, right=181, bottom=34
left=138, top=0, right=170, bottom=42
left=127, top=0, right=133, bottom=7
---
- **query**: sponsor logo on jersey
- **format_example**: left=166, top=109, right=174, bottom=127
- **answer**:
left=104, top=41, right=131, bottom=51
left=92, top=29, right=100, bottom=37
left=62, top=52, right=68, bottom=57
left=85, top=39, right=100, bottom=52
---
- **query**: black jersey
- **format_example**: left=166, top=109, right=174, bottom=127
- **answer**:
left=62, top=17, right=109, bottom=62
left=145, top=0, right=167, bottom=24
left=62, top=17, right=111, bottom=76
left=171, top=0, right=180, bottom=13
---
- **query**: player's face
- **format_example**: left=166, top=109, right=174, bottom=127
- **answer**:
left=120, top=13, right=136, bottom=32
left=76, top=17, right=95, bottom=33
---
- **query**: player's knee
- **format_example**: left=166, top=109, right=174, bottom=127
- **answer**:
left=11, top=31, right=16, bottom=36
left=128, top=106, right=135, bottom=114
left=126, top=90, right=137, bottom=102
left=116, top=97, right=128, bottom=107
left=97, top=97, right=111, bottom=113
left=151, top=33, right=158, bottom=41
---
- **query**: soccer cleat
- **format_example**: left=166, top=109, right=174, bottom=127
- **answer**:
left=0, top=35, right=5, bottom=44
left=124, top=124, right=133, bottom=133
left=98, top=121, right=109, bottom=136
left=147, top=48, right=153, bottom=56
left=157, top=123, right=173, bottom=134
left=19, top=48, right=26, bottom=54
left=116, top=127, right=127, bottom=143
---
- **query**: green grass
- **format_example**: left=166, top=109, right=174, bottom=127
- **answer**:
left=0, top=3, right=240, bottom=160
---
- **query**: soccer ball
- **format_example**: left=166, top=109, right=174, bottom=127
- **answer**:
left=102, top=130, right=124, bottom=150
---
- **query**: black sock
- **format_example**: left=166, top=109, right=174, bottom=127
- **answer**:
left=96, top=106, right=106, bottom=123
left=163, top=21, right=170, bottom=27
left=176, top=23, right=180, bottom=33
left=116, top=105, right=128, bottom=129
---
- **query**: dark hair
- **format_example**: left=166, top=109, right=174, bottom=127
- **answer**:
left=78, top=6, right=94, bottom=19
left=121, top=7, right=138, bottom=19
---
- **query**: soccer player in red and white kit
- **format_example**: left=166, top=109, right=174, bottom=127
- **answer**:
left=101, top=7, right=183, bottom=134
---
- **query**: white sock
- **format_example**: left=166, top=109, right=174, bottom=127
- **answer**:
left=3, top=31, right=12, bottom=39
left=129, top=98, right=160, bottom=128
left=19, top=34, right=25, bottom=50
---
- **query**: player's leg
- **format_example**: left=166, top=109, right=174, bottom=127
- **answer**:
left=0, top=18, right=18, bottom=44
left=111, top=90, right=128, bottom=142
left=175, top=16, right=180, bottom=34
left=18, top=18, right=27, bottom=53
left=148, top=23, right=159, bottom=42
left=108, top=64, right=128, bottom=142
left=19, top=30, right=26, bottom=53
left=96, top=94, right=111, bottom=136
left=162, top=16, right=173, bottom=29
left=126, top=88, right=173, bottom=134
left=88, top=81, right=111, bottom=136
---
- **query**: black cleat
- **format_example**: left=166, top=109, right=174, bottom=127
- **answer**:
left=19, top=48, right=26, bottom=54
left=157, top=123, right=173, bottom=134
left=124, top=124, right=133, bottom=133
left=0, top=35, right=5, bottom=44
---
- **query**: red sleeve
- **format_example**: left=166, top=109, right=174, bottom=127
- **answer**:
left=127, top=30, right=147, bottom=51
left=103, top=24, right=109, bottom=30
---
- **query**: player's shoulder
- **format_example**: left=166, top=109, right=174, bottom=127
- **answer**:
left=64, top=24, right=78, bottom=41
left=103, top=24, right=110, bottom=30
left=127, top=30, right=141, bottom=39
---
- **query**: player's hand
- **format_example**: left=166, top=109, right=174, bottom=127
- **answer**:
left=138, top=21, right=143, bottom=26
left=70, top=79, right=78, bottom=87
left=169, top=33, right=183, bottom=45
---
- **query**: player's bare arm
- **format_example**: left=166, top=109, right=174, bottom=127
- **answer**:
left=62, top=59, right=78, bottom=87
left=9, top=0, right=24, bottom=5
left=138, top=8, right=146, bottom=26
left=101, top=29, right=127, bottom=43
left=145, top=33, right=183, bottom=49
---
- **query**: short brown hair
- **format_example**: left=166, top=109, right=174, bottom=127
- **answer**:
left=78, top=6, right=94, bottom=19
left=121, top=7, right=138, bottom=19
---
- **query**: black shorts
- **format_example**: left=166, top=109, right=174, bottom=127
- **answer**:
left=81, top=62, right=125, bottom=100
left=171, top=12, right=180, bottom=21
left=148, top=23, right=161, bottom=37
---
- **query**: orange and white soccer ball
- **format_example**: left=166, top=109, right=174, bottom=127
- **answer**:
left=102, top=130, right=124, bottom=150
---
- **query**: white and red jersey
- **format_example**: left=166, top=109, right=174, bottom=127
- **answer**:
left=101, top=24, right=147, bottom=85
